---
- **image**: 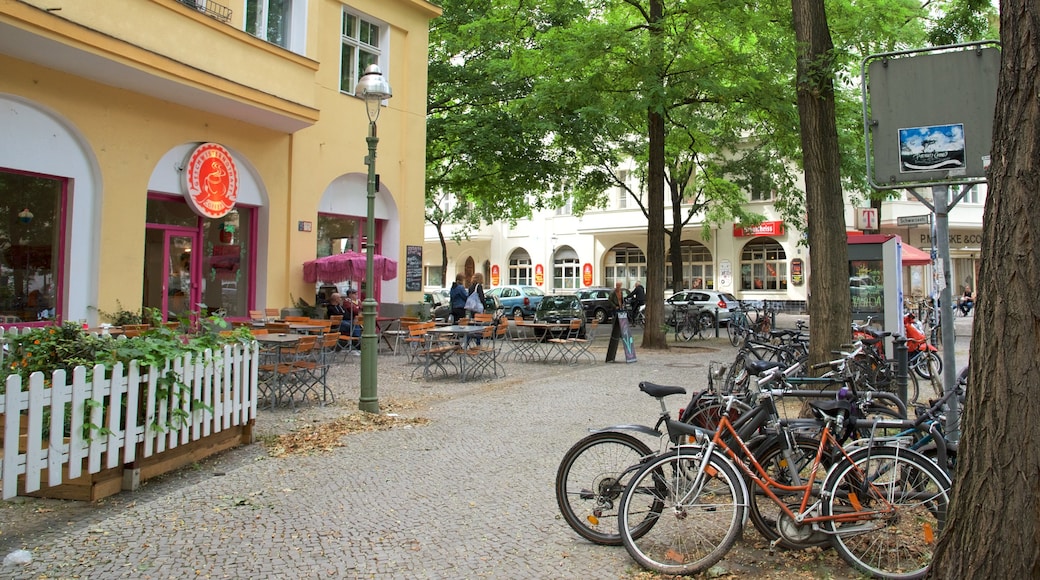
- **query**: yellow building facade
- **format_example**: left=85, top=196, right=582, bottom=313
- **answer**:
left=0, top=0, right=439, bottom=325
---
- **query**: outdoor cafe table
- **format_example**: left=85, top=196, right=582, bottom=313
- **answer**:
left=255, top=333, right=301, bottom=407
left=414, top=325, right=487, bottom=380
left=375, top=316, right=399, bottom=352
left=288, top=323, right=326, bottom=334
left=518, top=322, right=572, bottom=363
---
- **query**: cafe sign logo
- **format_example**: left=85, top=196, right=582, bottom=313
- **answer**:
left=183, top=143, right=238, bottom=218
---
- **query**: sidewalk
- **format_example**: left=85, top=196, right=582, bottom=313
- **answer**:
left=0, top=316, right=970, bottom=578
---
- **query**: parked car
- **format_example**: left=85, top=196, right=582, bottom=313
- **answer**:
left=662, top=290, right=739, bottom=327
left=486, top=285, right=545, bottom=318
left=423, top=288, right=451, bottom=321
left=533, top=293, right=587, bottom=338
left=576, top=287, right=629, bottom=323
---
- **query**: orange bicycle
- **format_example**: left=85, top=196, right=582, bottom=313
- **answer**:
left=617, top=366, right=952, bottom=579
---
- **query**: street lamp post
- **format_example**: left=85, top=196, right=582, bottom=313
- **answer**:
left=356, top=64, right=392, bottom=413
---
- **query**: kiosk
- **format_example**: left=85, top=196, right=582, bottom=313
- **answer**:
left=848, top=234, right=905, bottom=356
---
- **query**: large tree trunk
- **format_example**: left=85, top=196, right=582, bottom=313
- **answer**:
left=929, top=1, right=1040, bottom=576
left=790, top=0, right=850, bottom=366
left=642, top=0, right=667, bottom=348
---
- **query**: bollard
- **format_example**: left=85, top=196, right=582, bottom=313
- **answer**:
left=892, top=334, right=909, bottom=405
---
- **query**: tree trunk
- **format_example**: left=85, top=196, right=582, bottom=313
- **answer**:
left=929, top=1, right=1040, bottom=576
left=790, top=0, right=849, bottom=367
left=643, top=0, right=667, bottom=349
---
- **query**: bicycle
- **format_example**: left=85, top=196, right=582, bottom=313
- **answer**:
left=617, top=364, right=952, bottom=579
left=673, top=304, right=713, bottom=341
left=554, top=372, right=760, bottom=547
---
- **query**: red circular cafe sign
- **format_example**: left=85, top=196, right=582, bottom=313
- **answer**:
left=183, top=143, right=239, bottom=218
left=582, top=263, right=593, bottom=287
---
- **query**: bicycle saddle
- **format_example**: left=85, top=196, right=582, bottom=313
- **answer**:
left=639, top=382, right=687, bottom=398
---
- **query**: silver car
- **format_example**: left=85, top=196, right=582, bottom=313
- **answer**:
left=662, top=290, right=739, bottom=326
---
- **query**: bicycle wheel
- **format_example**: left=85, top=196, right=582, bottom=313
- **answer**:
left=677, top=316, right=697, bottom=342
left=821, top=446, right=951, bottom=579
left=555, top=431, right=655, bottom=545
left=619, top=448, right=745, bottom=576
left=911, top=349, right=944, bottom=382
left=682, top=397, right=751, bottom=430
left=697, top=311, right=715, bottom=338
left=727, top=320, right=742, bottom=347
left=746, top=436, right=833, bottom=549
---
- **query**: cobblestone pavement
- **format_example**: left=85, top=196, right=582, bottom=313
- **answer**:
left=0, top=314, right=972, bottom=579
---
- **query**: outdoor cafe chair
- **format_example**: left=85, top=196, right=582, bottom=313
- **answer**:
left=286, top=335, right=324, bottom=405
left=456, top=325, right=495, bottom=381
left=546, top=319, right=582, bottom=363
left=249, top=310, right=266, bottom=322
left=508, top=315, right=541, bottom=362
left=567, top=320, right=599, bottom=364
left=264, top=308, right=280, bottom=320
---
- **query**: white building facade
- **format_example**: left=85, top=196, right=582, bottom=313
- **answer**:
left=423, top=181, right=985, bottom=309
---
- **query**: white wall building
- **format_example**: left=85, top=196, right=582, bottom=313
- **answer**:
left=423, top=181, right=985, bottom=309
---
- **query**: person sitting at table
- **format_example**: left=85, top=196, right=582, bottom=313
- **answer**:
left=327, top=291, right=362, bottom=350
left=449, top=273, right=468, bottom=323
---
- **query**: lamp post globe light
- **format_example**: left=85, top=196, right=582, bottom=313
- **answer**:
left=356, top=64, right=392, bottom=413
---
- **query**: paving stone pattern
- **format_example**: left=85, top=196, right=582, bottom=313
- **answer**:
left=0, top=314, right=971, bottom=579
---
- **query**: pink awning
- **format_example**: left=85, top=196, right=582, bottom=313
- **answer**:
left=901, top=244, right=932, bottom=266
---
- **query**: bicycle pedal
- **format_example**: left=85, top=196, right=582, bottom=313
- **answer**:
left=768, top=538, right=781, bottom=555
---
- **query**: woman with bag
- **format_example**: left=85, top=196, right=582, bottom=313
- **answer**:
left=465, top=272, right=486, bottom=319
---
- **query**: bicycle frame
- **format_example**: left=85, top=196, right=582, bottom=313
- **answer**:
left=684, top=399, right=899, bottom=530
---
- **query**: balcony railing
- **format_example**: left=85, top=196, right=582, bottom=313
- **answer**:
left=178, top=0, right=232, bottom=24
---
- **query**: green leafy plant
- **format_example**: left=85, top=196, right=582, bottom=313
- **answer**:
left=3, top=312, right=255, bottom=437
left=290, top=294, right=319, bottom=318
left=96, top=300, right=144, bottom=326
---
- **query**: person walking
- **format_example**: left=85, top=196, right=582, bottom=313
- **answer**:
left=449, top=273, right=468, bottom=323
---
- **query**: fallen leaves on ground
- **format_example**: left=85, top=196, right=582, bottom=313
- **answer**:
left=265, top=402, right=429, bottom=457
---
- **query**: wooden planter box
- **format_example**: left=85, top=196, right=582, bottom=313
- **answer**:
left=3, top=414, right=253, bottom=502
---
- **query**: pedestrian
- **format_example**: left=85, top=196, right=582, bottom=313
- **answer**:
left=466, top=272, right=486, bottom=320
left=449, top=273, right=468, bottom=323
left=608, top=281, right=624, bottom=318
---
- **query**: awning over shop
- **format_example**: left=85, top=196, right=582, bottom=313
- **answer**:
left=901, top=244, right=932, bottom=266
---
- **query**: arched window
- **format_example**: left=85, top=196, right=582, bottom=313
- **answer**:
left=553, top=247, right=580, bottom=290
left=605, top=244, right=646, bottom=288
left=508, top=249, right=533, bottom=285
left=666, top=241, right=714, bottom=289
left=740, top=239, right=787, bottom=291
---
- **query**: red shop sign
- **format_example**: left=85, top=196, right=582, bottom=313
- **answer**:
left=582, top=263, right=593, bottom=287
left=183, top=143, right=239, bottom=218
left=534, top=264, right=544, bottom=286
left=491, top=264, right=501, bottom=286
left=734, top=220, right=784, bottom=237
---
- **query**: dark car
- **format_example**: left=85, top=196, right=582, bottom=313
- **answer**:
left=576, top=287, right=629, bottom=323
left=534, top=294, right=587, bottom=338
left=423, top=288, right=451, bottom=321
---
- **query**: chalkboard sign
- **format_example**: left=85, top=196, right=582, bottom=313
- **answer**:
left=405, top=245, right=422, bottom=291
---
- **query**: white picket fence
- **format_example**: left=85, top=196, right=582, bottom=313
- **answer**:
left=0, top=341, right=259, bottom=500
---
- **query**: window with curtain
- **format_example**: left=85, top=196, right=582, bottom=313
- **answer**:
left=553, top=247, right=581, bottom=290
left=604, top=245, right=646, bottom=289
left=666, top=241, right=714, bottom=289
left=508, top=251, right=533, bottom=285
left=246, top=0, right=292, bottom=49
left=740, top=239, right=787, bottom=290
left=340, top=10, right=385, bottom=94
